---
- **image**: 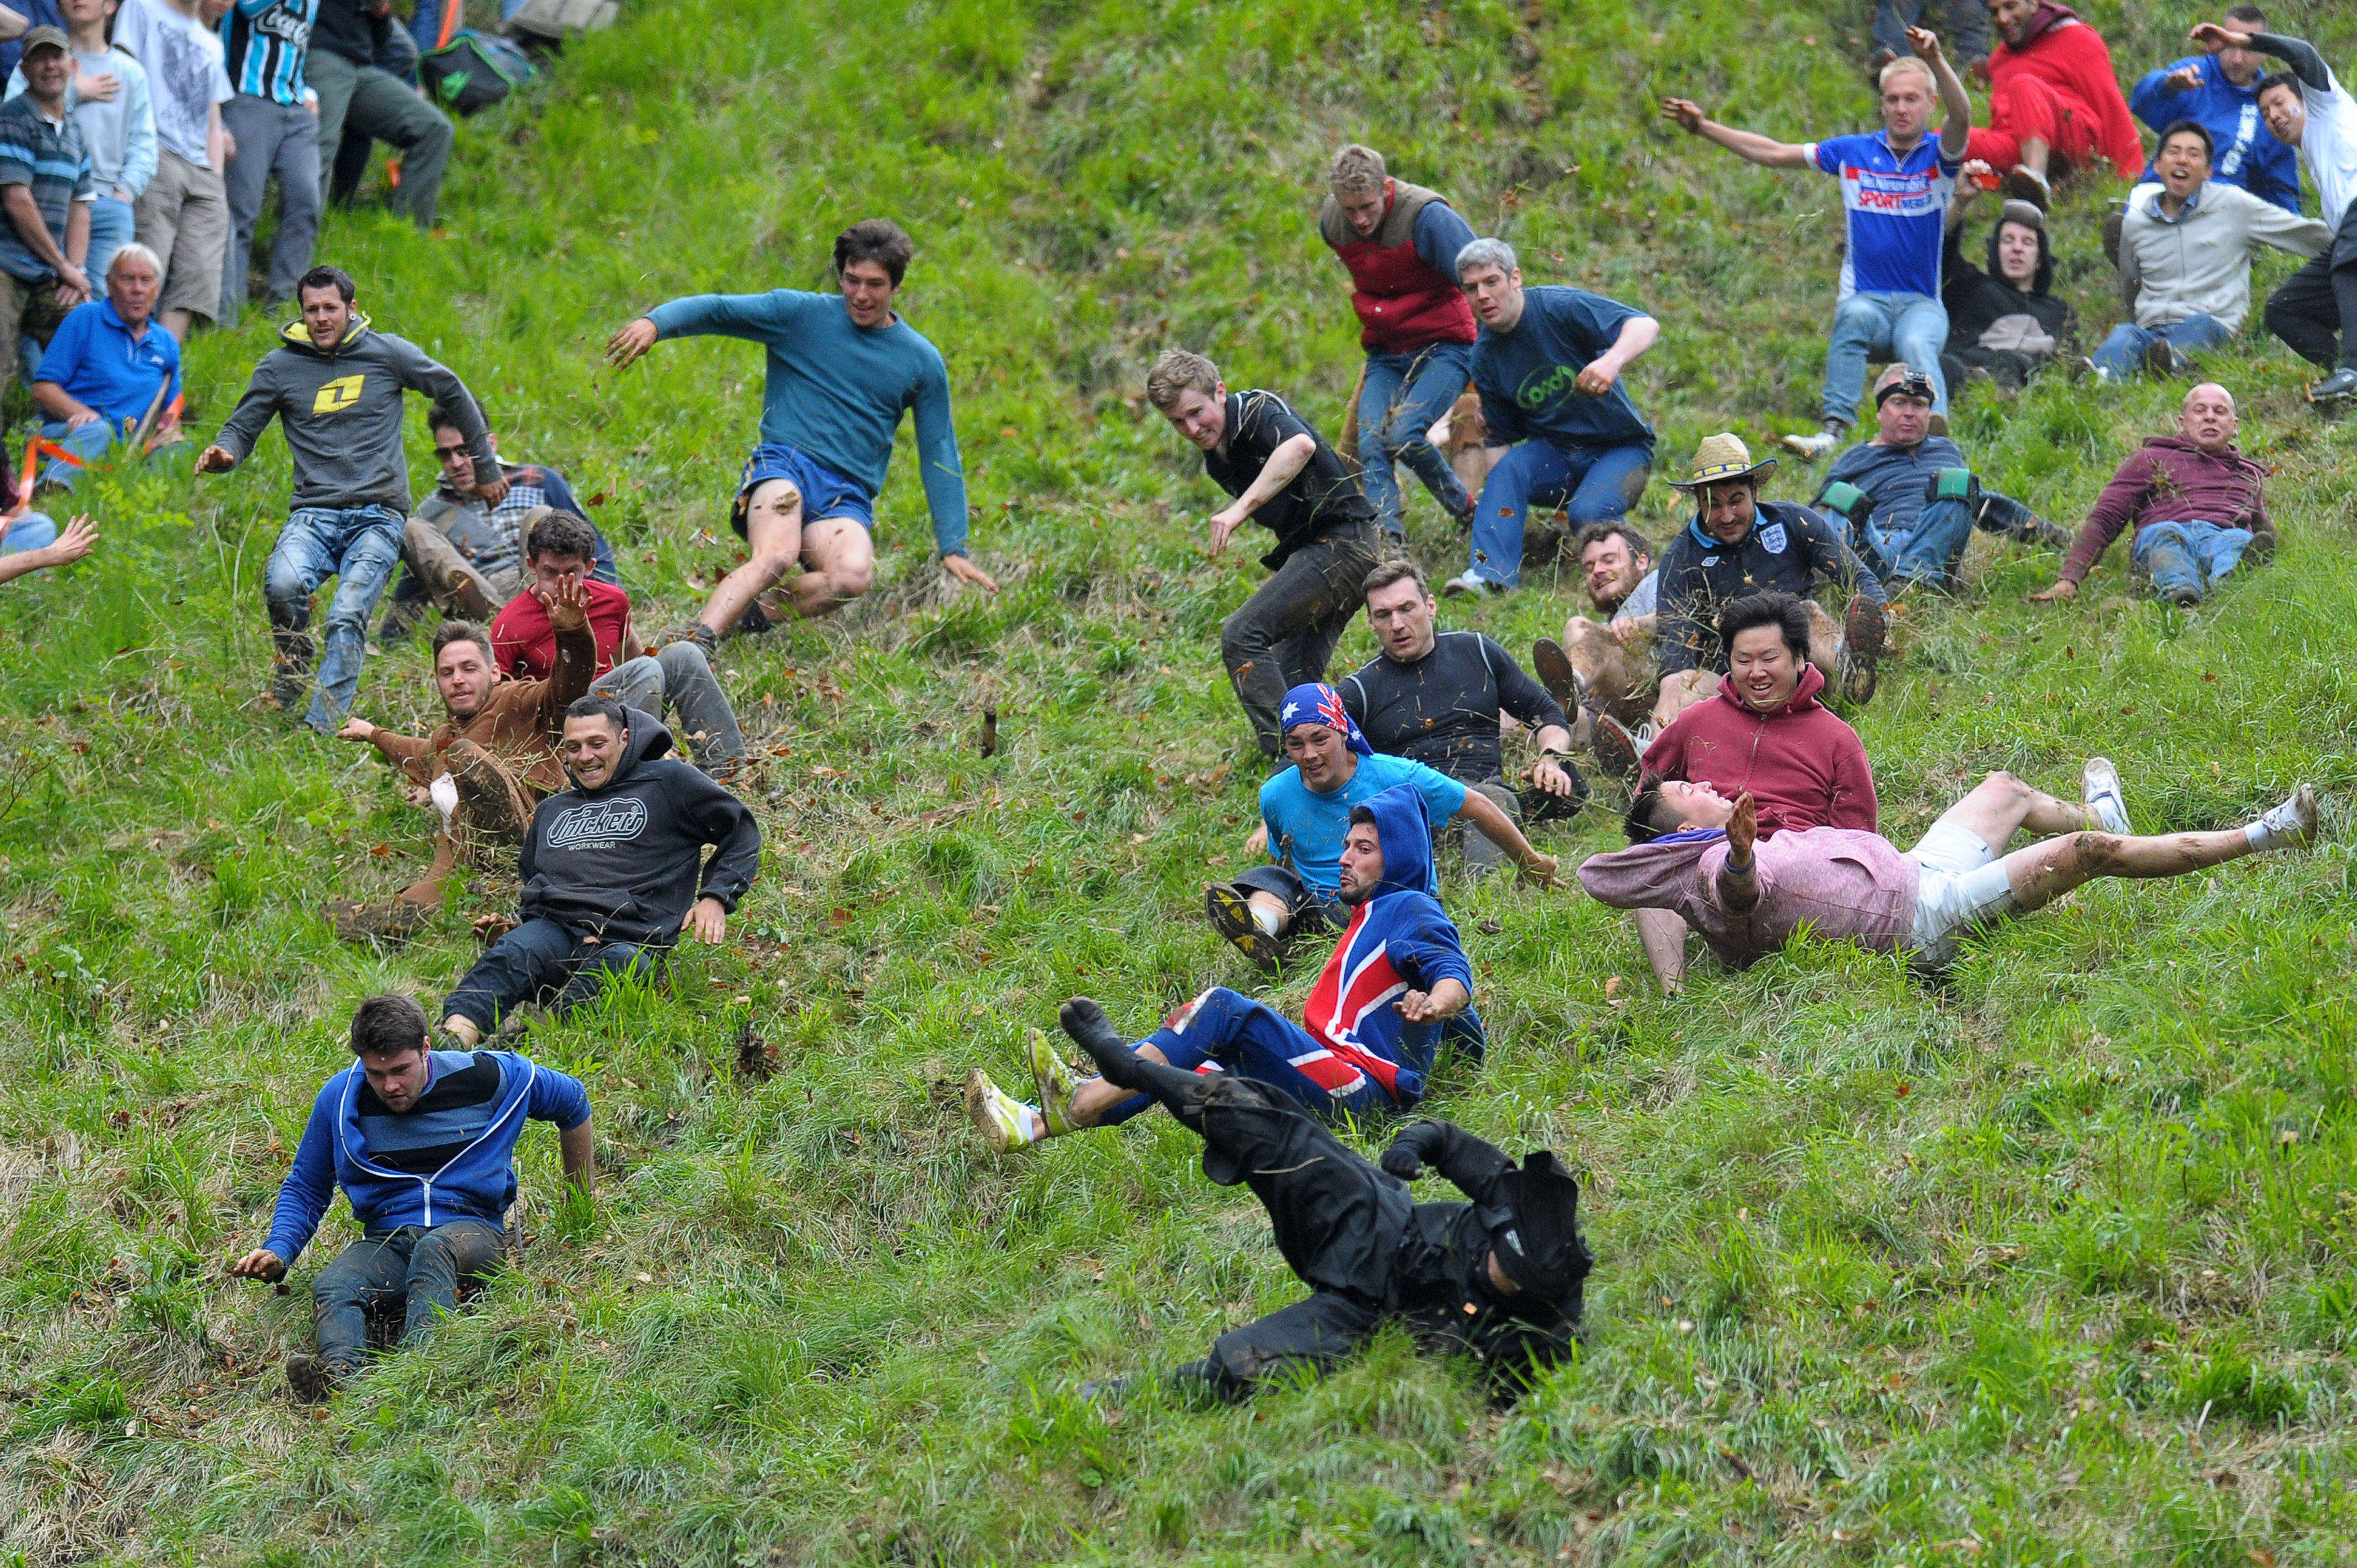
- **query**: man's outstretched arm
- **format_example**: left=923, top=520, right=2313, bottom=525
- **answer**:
left=1659, top=97, right=1814, bottom=168
left=1380, top=1118, right=1517, bottom=1200
left=1207, top=432, right=1313, bottom=557
left=2201, top=25, right=2329, bottom=91
left=1453, top=788, right=1560, bottom=886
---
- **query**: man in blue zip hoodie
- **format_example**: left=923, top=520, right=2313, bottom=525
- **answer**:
left=967, top=782, right=1484, bottom=1151
left=438, top=694, right=762, bottom=1044
left=231, top=994, right=592, bottom=1402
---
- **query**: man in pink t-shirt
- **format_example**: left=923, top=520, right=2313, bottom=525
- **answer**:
left=1579, top=760, right=2317, bottom=991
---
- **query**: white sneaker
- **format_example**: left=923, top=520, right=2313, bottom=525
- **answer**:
left=2082, top=757, right=2132, bottom=835
left=965, top=1070, right=1040, bottom=1154
left=1439, top=570, right=1503, bottom=599
left=2248, top=784, right=2319, bottom=850
left=1777, top=430, right=1840, bottom=461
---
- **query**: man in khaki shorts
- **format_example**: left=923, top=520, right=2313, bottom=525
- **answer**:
left=117, top=0, right=232, bottom=341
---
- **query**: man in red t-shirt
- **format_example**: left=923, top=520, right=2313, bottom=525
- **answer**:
left=492, top=511, right=750, bottom=775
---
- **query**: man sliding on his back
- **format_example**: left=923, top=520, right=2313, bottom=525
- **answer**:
left=966, top=784, right=1483, bottom=1151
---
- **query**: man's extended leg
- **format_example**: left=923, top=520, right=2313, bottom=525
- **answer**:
left=442, top=918, right=583, bottom=1039
left=696, top=479, right=803, bottom=638
left=2186, top=520, right=2257, bottom=593
left=2002, top=786, right=2317, bottom=914
left=343, top=64, right=455, bottom=227
left=1460, top=777, right=1521, bottom=875
left=2131, top=521, right=2206, bottom=607
left=1562, top=443, right=1651, bottom=530
left=1822, top=292, right=1898, bottom=432
left=261, top=101, right=323, bottom=306
left=548, top=939, right=661, bottom=1018
left=1370, top=344, right=1474, bottom=532
left=306, top=510, right=408, bottom=732
left=1355, top=351, right=1413, bottom=539
left=1890, top=297, right=1951, bottom=418
left=1220, top=528, right=1381, bottom=757
left=1185, top=1291, right=1387, bottom=1401
left=1463, top=440, right=1575, bottom=590
left=262, top=510, right=345, bottom=714
left=1867, top=496, right=1977, bottom=590
left=310, top=1234, right=413, bottom=1383
left=401, top=520, right=499, bottom=621
left=783, top=516, right=877, bottom=619
left=397, top=1220, right=505, bottom=1347
left=2265, top=249, right=2345, bottom=371
left=1074, top=986, right=1397, bottom=1128
left=651, top=641, right=749, bottom=767
left=1922, top=769, right=2092, bottom=852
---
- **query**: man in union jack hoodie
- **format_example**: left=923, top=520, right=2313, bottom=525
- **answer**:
left=966, top=782, right=1482, bottom=1151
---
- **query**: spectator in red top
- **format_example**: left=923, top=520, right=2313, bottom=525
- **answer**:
left=492, top=511, right=750, bottom=775
left=2029, top=382, right=2271, bottom=609
left=1319, top=145, right=1481, bottom=542
left=1968, top=0, right=2146, bottom=208
left=1638, top=591, right=1879, bottom=840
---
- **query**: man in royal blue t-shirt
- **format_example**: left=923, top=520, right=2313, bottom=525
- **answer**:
left=1663, top=26, right=1973, bottom=458
left=1440, top=236, right=1659, bottom=598
left=2131, top=5, right=2302, bottom=216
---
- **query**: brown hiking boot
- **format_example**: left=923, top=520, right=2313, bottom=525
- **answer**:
left=446, top=745, right=525, bottom=841
left=286, top=1352, right=336, bottom=1405
left=323, top=899, right=431, bottom=944
left=264, top=655, right=310, bottom=714
left=1531, top=637, right=1581, bottom=714
left=445, top=572, right=496, bottom=623
left=1591, top=714, right=1642, bottom=784
left=1841, top=595, right=1888, bottom=706
left=655, top=621, right=720, bottom=656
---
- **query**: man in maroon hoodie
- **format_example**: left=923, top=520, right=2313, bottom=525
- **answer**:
left=1638, top=591, right=1879, bottom=840
left=2030, top=382, right=2273, bottom=608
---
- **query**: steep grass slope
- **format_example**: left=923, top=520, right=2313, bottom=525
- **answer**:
left=3, top=0, right=2357, bottom=1562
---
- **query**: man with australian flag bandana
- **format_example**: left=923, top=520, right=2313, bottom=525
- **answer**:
left=965, top=781, right=1490, bottom=1153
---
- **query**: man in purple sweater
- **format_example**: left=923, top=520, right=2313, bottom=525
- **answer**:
left=2029, top=382, right=2272, bottom=608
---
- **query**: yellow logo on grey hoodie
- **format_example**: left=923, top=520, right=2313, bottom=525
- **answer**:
left=312, top=374, right=364, bottom=413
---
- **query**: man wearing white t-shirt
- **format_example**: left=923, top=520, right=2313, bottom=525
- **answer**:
left=114, top=0, right=230, bottom=343
left=2204, top=22, right=2357, bottom=403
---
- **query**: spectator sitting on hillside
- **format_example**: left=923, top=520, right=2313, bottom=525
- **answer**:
left=490, top=511, right=748, bottom=776
left=3, top=0, right=158, bottom=287
left=0, top=28, right=97, bottom=386
left=438, top=695, right=761, bottom=1046
left=1337, top=559, right=1585, bottom=875
left=1940, top=173, right=2075, bottom=389
left=2092, top=121, right=2327, bottom=383
left=1651, top=434, right=1888, bottom=717
left=329, top=578, right=595, bottom=936
left=1440, top=237, right=1658, bottom=599
left=1317, top=143, right=1480, bottom=543
left=1204, top=683, right=1557, bottom=974
left=1143, top=348, right=1381, bottom=763
left=1967, top=0, right=2145, bottom=210
left=968, top=785, right=1484, bottom=1151
left=1530, top=522, right=1659, bottom=782
left=2030, top=381, right=2271, bottom=609
left=307, top=0, right=451, bottom=230
left=604, top=219, right=999, bottom=645
left=29, top=243, right=179, bottom=488
left=114, top=0, right=232, bottom=345
left=1663, top=29, right=1970, bottom=458
left=1583, top=761, right=2316, bottom=992
left=2131, top=6, right=2302, bottom=216
left=198, top=264, right=503, bottom=732
left=1811, top=365, right=2063, bottom=594
left=383, top=407, right=618, bottom=640
left=229, top=994, right=594, bottom=1404
left=1020, top=997, right=1587, bottom=1402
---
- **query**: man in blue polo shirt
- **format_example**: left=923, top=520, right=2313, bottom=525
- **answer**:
left=30, top=240, right=180, bottom=487
left=1663, top=26, right=1972, bottom=458
left=2132, top=6, right=2301, bottom=216
left=1440, top=236, right=1659, bottom=598
left=0, top=28, right=96, bottom=390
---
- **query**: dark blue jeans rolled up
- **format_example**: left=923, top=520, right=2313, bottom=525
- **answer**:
left=311, top=1220, right=504, bottom=1377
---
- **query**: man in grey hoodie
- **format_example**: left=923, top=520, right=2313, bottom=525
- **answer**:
left=199, top=263, right=501, bottom=732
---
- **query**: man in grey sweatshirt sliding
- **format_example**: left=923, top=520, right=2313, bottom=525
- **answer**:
left=200, top=263, right=502, bottom=732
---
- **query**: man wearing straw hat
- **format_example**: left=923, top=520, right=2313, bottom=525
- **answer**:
left=1621, top=433, right=1886, bottom=776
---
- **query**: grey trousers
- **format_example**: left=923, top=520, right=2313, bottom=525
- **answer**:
left=220, top=94, right=321, bottom=318
left=308, top=48, right=454, bottom=228
left=1459, top=778, right=1520, bottom=874
left=594, top=643, right=749, bottom=767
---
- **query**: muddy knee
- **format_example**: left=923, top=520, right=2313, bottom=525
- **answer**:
left=2067, top=830, right=2127, bottom=877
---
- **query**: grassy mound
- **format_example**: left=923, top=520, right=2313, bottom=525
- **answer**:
left=4, top=0, right=2357, bottom=1561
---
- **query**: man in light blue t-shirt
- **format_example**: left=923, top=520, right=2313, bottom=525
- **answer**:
left=1663, top=27, right=1972, bottom=456
left=605, top=218, right=1001, bottom=648
left=1205, top=681, right=1559, bottom=972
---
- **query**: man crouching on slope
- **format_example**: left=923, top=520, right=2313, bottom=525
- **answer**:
left=967, top=784, right=1484, bottom=1150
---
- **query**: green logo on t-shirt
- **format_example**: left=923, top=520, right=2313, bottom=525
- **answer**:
left=1516, top=363, right=1581, bottom=411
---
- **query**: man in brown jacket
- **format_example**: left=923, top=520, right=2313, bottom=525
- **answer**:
left=324, top=574, right=596, bottom=937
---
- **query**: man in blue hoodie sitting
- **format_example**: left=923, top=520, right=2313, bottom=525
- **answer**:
left=438, top=694, right=762, bottom=1044
left=230, top=994, right=593, bottom=1402
left=967, top=783, right=1485, bottom=1152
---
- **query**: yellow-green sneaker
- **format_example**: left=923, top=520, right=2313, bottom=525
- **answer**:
left=965, top=1069, right=1039, bottom=1155
left=1028, top=1029, right=1083, bottom=1136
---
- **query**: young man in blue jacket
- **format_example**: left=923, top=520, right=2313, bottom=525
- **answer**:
left=230, top=994, right=593, bottom=1402
left=2131, top=7, right=2302, bottom=215
left=603, top=218, right=999, bottom=643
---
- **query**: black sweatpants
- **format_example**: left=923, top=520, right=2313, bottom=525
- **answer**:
left=1220, top=524, right=1383, bottom=758
left=2266, top=201, right=2357, bottom=372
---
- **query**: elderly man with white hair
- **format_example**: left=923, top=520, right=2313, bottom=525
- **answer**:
left=2030, top=382, right=2269, bottom=609
left=30, top=240, right=182, bottom=489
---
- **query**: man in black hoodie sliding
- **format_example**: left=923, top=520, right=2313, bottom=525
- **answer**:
left=438, top=694, right=762, bottom=1044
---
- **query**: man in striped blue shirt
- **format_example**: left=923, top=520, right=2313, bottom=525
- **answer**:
left=218, top=0, right=318, bottom=319
left=0, top=28, right=94, bottom=389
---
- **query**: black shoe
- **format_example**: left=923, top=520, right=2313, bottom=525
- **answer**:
left=2143, top=337, right=2187, bottom=378
left=265, top=656, right=310, bottom=716
left=1440, top=491, right=1477, bottom=531
left=286, top=1352, right=336, bottom=1405
left=1530, top=637, right=1580, bottom=714
left=735, top=598, right=772, bottom=637
left=1842, top=594, right=1887, bottom=706
left=1204, top=884, right=1282, bottom=975
left=2309, top=368, right=2357, bottom=405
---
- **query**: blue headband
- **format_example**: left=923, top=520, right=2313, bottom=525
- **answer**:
left=1278, top=682, right=1374, bottom=756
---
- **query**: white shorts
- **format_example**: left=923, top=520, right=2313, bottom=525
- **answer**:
left=1904, top=820, right=2018, bottom=963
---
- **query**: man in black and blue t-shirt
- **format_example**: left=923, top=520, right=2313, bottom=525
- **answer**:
left=1663, top=26, right=1972, bottom=457
left=1440, top=236, right=1659, bottom=598
left=218, top=0, right=320, bottom=318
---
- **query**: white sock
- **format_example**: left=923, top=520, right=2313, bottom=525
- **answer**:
left=1251, top=906, right=1282, bottom=937
left=2246, top=820, right=2275, bottom=850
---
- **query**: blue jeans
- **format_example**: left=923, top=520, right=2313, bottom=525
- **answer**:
left=1, top=512, right=55, bottom=552
left=1824, top=291, right=1950, bottom=424
left=1467, top=439, right=1653, bottom=588
left=1356, top=343, right=1472, bottom=536
left=2131, top=519, right=2252, bottom=603
left=263, top=504, right=407, bottom=732
left=1096, top=986, right=1426, bottom=1126
left=311, top=1221, right=504, bottom=1378
left=2091, top=312, right=2233, bottom=380
left=443, top=916, right=665, bottom=1033
left=86, top=196, right=135, bottom=285
left=1862, top=496, right=1977, bottom=590
left=595, top=642, right=748, bottom=765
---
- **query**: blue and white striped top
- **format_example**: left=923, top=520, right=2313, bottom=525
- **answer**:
left=220, top=0, right=314, bottom=107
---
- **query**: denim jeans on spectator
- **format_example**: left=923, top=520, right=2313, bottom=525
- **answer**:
left=1467, top=439, right=1653, bottom=589
left=1824, top=291, right=1950, bottom=425
left=2131, top=519, right=2252, bottom=603
left=1, top=512, right=55, bottom=553
left=86, top=195, right=134, bottom=285
left=1356, top=343, right=1471, bottom=537
left=35, top=417, right=131, bottom=489
left=263, top=504, right=406, bottom=732
left=310, top=1221, right=504, bottom=1379
left=1221, top=522, right=1383, bottom=759
left=2091, top=312, right=2233, bottom=380
left=443, top=916, right=666, bottom=1033
left=1863, top=497, right=1977, bottom=590
left=595, top=642, right=749, bottom=767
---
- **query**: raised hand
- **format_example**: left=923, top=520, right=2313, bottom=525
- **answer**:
left=1904, top=26, right=1944, bottom=67
left=1727, top=791, right=1758, bottom=862
left=1660, top=97, right=1706, bottom=135
left=2190, top=22, right=2254, bottom=54
left=2164, top=63, right=2205, bottom=92
left=541, top=568, right=592, bottom=630
left=604, top=316, right=659, bottom=368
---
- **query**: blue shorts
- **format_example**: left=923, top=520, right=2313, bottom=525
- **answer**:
left=731, top=444, right=875, bottom=538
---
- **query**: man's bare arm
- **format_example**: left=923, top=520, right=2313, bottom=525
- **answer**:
left=559, top=1118, right=594, bottom=1202
left=1634, top=908, right=1689, bottom=992
left=1659, top=98, right=1815, bottom=169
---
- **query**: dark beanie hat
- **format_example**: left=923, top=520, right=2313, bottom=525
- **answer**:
left=1488, top=1150, right=1592, bottom=1301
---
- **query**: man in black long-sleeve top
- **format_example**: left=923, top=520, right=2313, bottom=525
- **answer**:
left=1339, top=557, right=1587, bottom=868
left=1055, top=998, right=1591, bottom=1401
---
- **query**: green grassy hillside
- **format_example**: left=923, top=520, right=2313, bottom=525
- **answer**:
left=5, top=0, right=2357, bottom=1562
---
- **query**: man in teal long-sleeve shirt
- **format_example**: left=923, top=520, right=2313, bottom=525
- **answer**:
left=605, top=219, right=999, bottom=642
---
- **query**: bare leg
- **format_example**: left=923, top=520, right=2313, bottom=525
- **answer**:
left=783, top=516, right=877, bottom=619
left=2019, top=136, right=2051, bottom=178
left=1246, top=890, right=1290, bottom=932
left=1805, top=600, right=1842, bottom=675
left=161, top=308, right=195, bottom=344
left=1930, top=770, right=2090, bottom=853
left=2006, top=826, right=2255, bottom=914
left=698, top=479, right=803, bottom=636
left=1068, top=1042, right=1175, bottom=1125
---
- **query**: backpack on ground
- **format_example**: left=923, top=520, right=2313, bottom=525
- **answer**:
left=503, top=0, right=619, bottom=42
left=419, top=29, right=537, bottom=116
